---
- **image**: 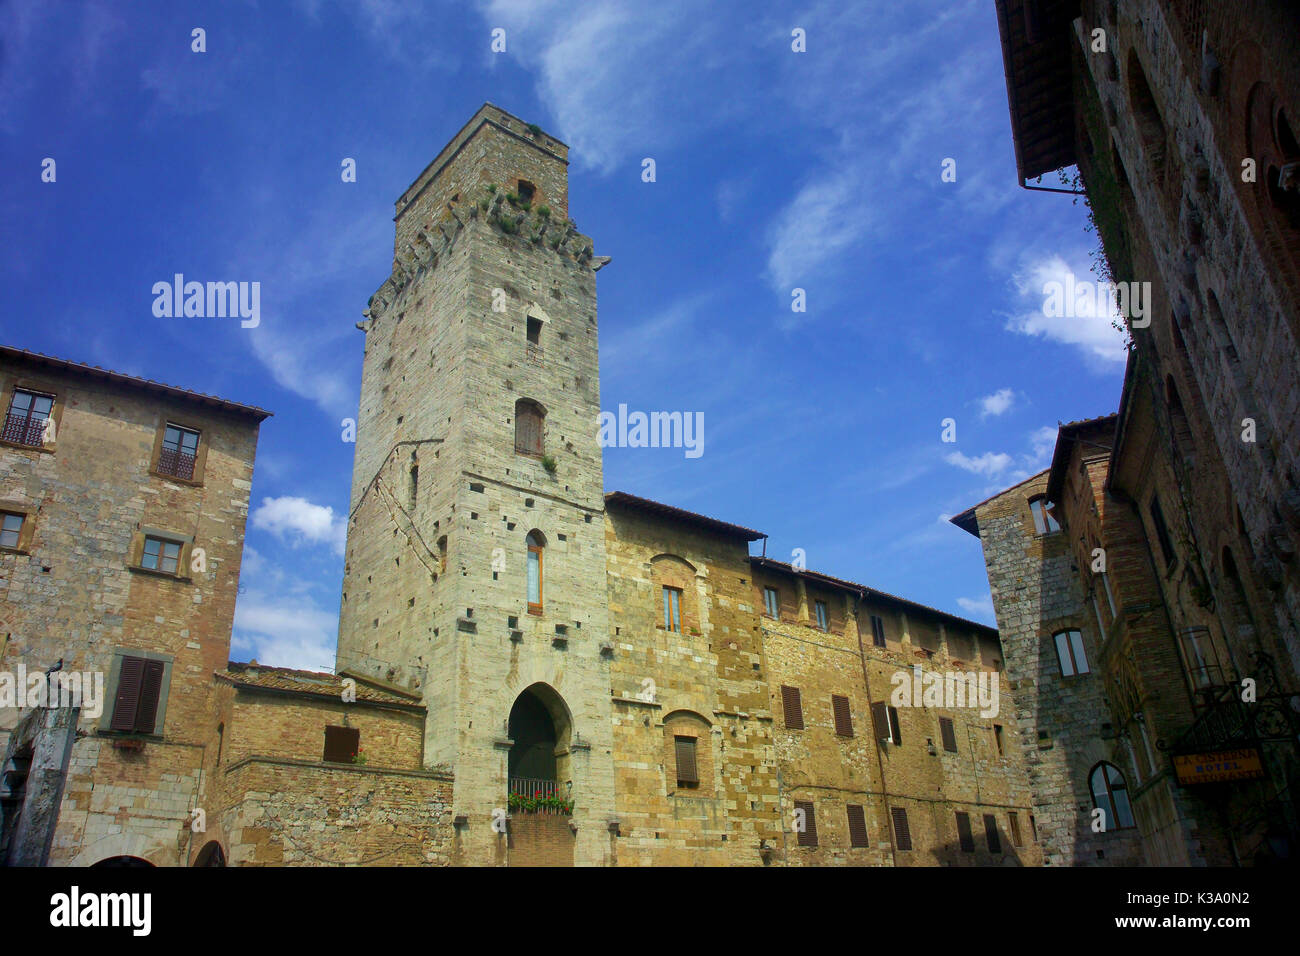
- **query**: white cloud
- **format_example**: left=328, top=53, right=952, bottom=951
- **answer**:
left=945, top=450, right=1014, bottom=478
left=233, top=593, right=338, bottom=672
left=765, top=169, right=868, bottom=293
left=978, top=388, right=1016, bottom=419
left=251, top=496, right=347, bottom=554
left=1028, top=425, right=1058, bottom=463
left=1004, top=254, right=1129, bottom=368
left=957, top=594, right=995, bottom=623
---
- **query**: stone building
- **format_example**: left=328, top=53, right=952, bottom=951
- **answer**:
left=957, top=0, right=1300, bottom=865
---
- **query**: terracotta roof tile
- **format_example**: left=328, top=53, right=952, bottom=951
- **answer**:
left=219, top=661, right=422, bottom=707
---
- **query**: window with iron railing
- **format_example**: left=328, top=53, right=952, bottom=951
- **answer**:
left=157, top=424, right=200, bottom=480
left=3, top=388, right=54, bottom=447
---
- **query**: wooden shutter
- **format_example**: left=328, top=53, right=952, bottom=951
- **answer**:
left=1009, top=812, right=1023, bottom=846
left=955, top=812, right=975, bottom=852
left=872, top=615, right=886, bottom=647
left=891, top=807, right=912, bottom=850
left=323, top=725, right=360, bottom=763
left=984, top=813, right=1002, bottom=853
left=832, top=695, right=853, bottom=736
left=871, top=701, right=888, bottom=742
left=794, top=800, right=817, bottom=846
left=939, top=716, right=957, bottom=752
left=888, top=705, right=902, bottom=746
left=516, top=405, right=542, bottom=455
left=674, top=736, right=698, bottom=785
left=135, top=659, right=166, bottom=733
left=110, top=657, right=146, bottom=731
left=780, top=685, right=804, bottom=730
left=846, top=804, right=868, bottom=848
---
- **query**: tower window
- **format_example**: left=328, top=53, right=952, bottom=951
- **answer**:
left=1029, top=496, right=1061, bottom=534
left=1089, top=762, right=1136, bottom=830
left=662, top=586, right=682, bottom=632
left=527, top=531, right=544, bottom=614
left=3, top=387, right=54, bottom=447
left=763, top=586, right=779, bottom=618
left=516, top=180, right=535, bottom=204
left=527, top=317, right=542, bottom=345
left=514, top=399, right=545, bottom=457
left=1053, top=629, right=1089, bottom=676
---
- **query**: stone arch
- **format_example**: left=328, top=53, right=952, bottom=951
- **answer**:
left=662, top=710, right=713, bottom=795
left=507, top=682, right=573, bottom=793
left=193, top=840, right=226, bottom=867
left=70, top=832, right=171, bottom=867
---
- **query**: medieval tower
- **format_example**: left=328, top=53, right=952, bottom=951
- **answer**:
left=336, top=104, right=616, bottom=865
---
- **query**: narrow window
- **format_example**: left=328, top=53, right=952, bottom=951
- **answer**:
left=891, top=807, right=912, bottom=850
left=814, top=600, right=829, bottom=631
left=1053, top=629, right=1090, bottom=676
left=323, top=725, right=361, bottom=763
left=955, top=812, right=975, bottom=852
left=662, top=586, right=682, bottom=632
left=514, top=399, right=545, bottom=456
left=1089, top=762, right=1135, bottom=829
left=846, top=804, right=869, bottom=848
left=516, top=180, right=536, bottom=204
left=983, top=813, right=1002, bottom=853
left=871, top=614, right=886, bottom=647
left=1148, top=494, right=1176, bottom=567
left=408, top=462, right=419, bottom=509
left=1029, top=496, right=1061, bottom=534
left=794, top=800, right=817, bottom=846
left=1091, top=594, right=1109, bottom=643
left=0, top=512, right=25, bottom=550
left=1100, top=568, right=1118, bottom=618
left=780, top=685, right=804, bottom=730
left=141, top=535, right=183, bottom=575
left=831, top=694, right=853, bottom=737
left=526, top=532, right=544, bottom=614
left=215, top=723, right=224, bottom=766
left=158, top=424, right=200, bottom=480
left=872, top=702, right=902, bottom=745
left=3, top=387, right=54, bottom=447
left=1030, top=815, right=1038, bottom=841
left=1009, top=812, right=1023, bottom=847
left=994, top=724, right=1005, bottom=756
left=109, top=656, right=166, bottom=734
left=437, top=535, right=448, bottom=574
left=939, top=716, right=958, bottom=753
left=763, top=586, right=779, bottom=618
left=526, top=316, right=543, bottom=346
left=674, top=735, right=699, bottom=788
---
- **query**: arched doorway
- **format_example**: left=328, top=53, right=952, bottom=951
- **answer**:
left=91, top=856, right=154, bottom=867
left=193, top=840, right=226, bottom=867
left=507, top=684, right=572, bottom=802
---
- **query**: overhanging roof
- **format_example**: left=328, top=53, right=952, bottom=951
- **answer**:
left=604, top=491, right=765, bottom=541
left=995, top=0, right=1080, bottom=182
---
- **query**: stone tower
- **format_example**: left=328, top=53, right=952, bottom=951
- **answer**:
left=337, top=104, right=615, bottom=865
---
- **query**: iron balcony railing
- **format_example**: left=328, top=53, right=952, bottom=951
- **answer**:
left=157, top=447, right=197, bottom=480
left=508, top=777, right=572, bottom=814
left=2, top=413, right=47, bottom=447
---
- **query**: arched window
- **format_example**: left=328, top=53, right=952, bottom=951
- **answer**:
left=1029, top=496, right=1060, bottom=534
left=526, top=531, right=544, bottom=614
left=1089, top=762, right=1136, bottom=830
left=515, top=399, right=545, bottom=456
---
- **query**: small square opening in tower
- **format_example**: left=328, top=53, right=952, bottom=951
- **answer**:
left=527, top=316, right=542, bottom=345
left=517, top=180, right=536, bottom=204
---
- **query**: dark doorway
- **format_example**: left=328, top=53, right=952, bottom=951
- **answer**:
left=508, top=690, right=557, bottom=781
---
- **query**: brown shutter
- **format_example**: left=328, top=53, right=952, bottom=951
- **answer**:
left=794, top=800, right=817, bottom=846
left=846, top=804, right=868, bottom=848
left=940, top=717, right=957, bottom=752
left=323, top=725, right=361, bottom=763
left=891, top=807, right=912, bottom=851
left=1009, top=812, right=1023, bottom=846
left=135, top=659, right=166, bottom=733
left=984, top=813, right=1002, bottom=853
left=871, top=701, right=888, bottom=742
left=888, top=705, right=902, bottom=746
left=674, top=736, right=698, bottom=785
left=832, top=694, right=853, bottom=736
left=780, top=685, right=804, bottom=730
left=955, top=812, right=975, bottom=851
left=110, top=657, right=145, bottom=731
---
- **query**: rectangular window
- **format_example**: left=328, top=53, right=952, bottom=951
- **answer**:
left=157, top=424, right=200, bottom=480
left=939, top=716, right=958, bottom=753
left=1009, top=812, right=1023, bottom=847
left=662, top=586, right=682, bottom=632
left=1149, top=495, right=1176, bottom=567
left=871, top=614, right=886, bottom=647
left=955, top=812, right=975, bottom=852
left=1100, top=570, right=1118, bottom=618
left=831, top=694, right=853, bottom=737
left=1054, top=629, right=1090, bottom=676
left=763, top=586, right=779, bottom=618
left=891, top=807, right=912, bottom=851
left=846, top=804, right=869, bottom=848
left=674, top=735, right=699, bottom=787
left=780, top=685, right=804, bottom=730
left=527, top=537, right=543, bottom=614
left=814, top=600, right=829, bottom=630
left=141, top=535, right=183, bottom=575
left=994, top=724, right=1005, bottom=756
left=983, top=813, right=1002, bottom=853
left=323, top=725, right=360, bottom=763
left=0, top=512, right=24, bottom=550
left=872, top=701, right=901, bottom=745
left=109, top=656, right=166, bottom=734
left=1030, top=497, right=1061, bottom=534
left=794, top=800, right=817, bottom=846
left=3, top=387, right=54, bottom=447
left=1030, top=815, right=1038, bottom=842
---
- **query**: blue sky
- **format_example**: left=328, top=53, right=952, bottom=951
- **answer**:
left=0, top=0, right=1127, bottom=671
